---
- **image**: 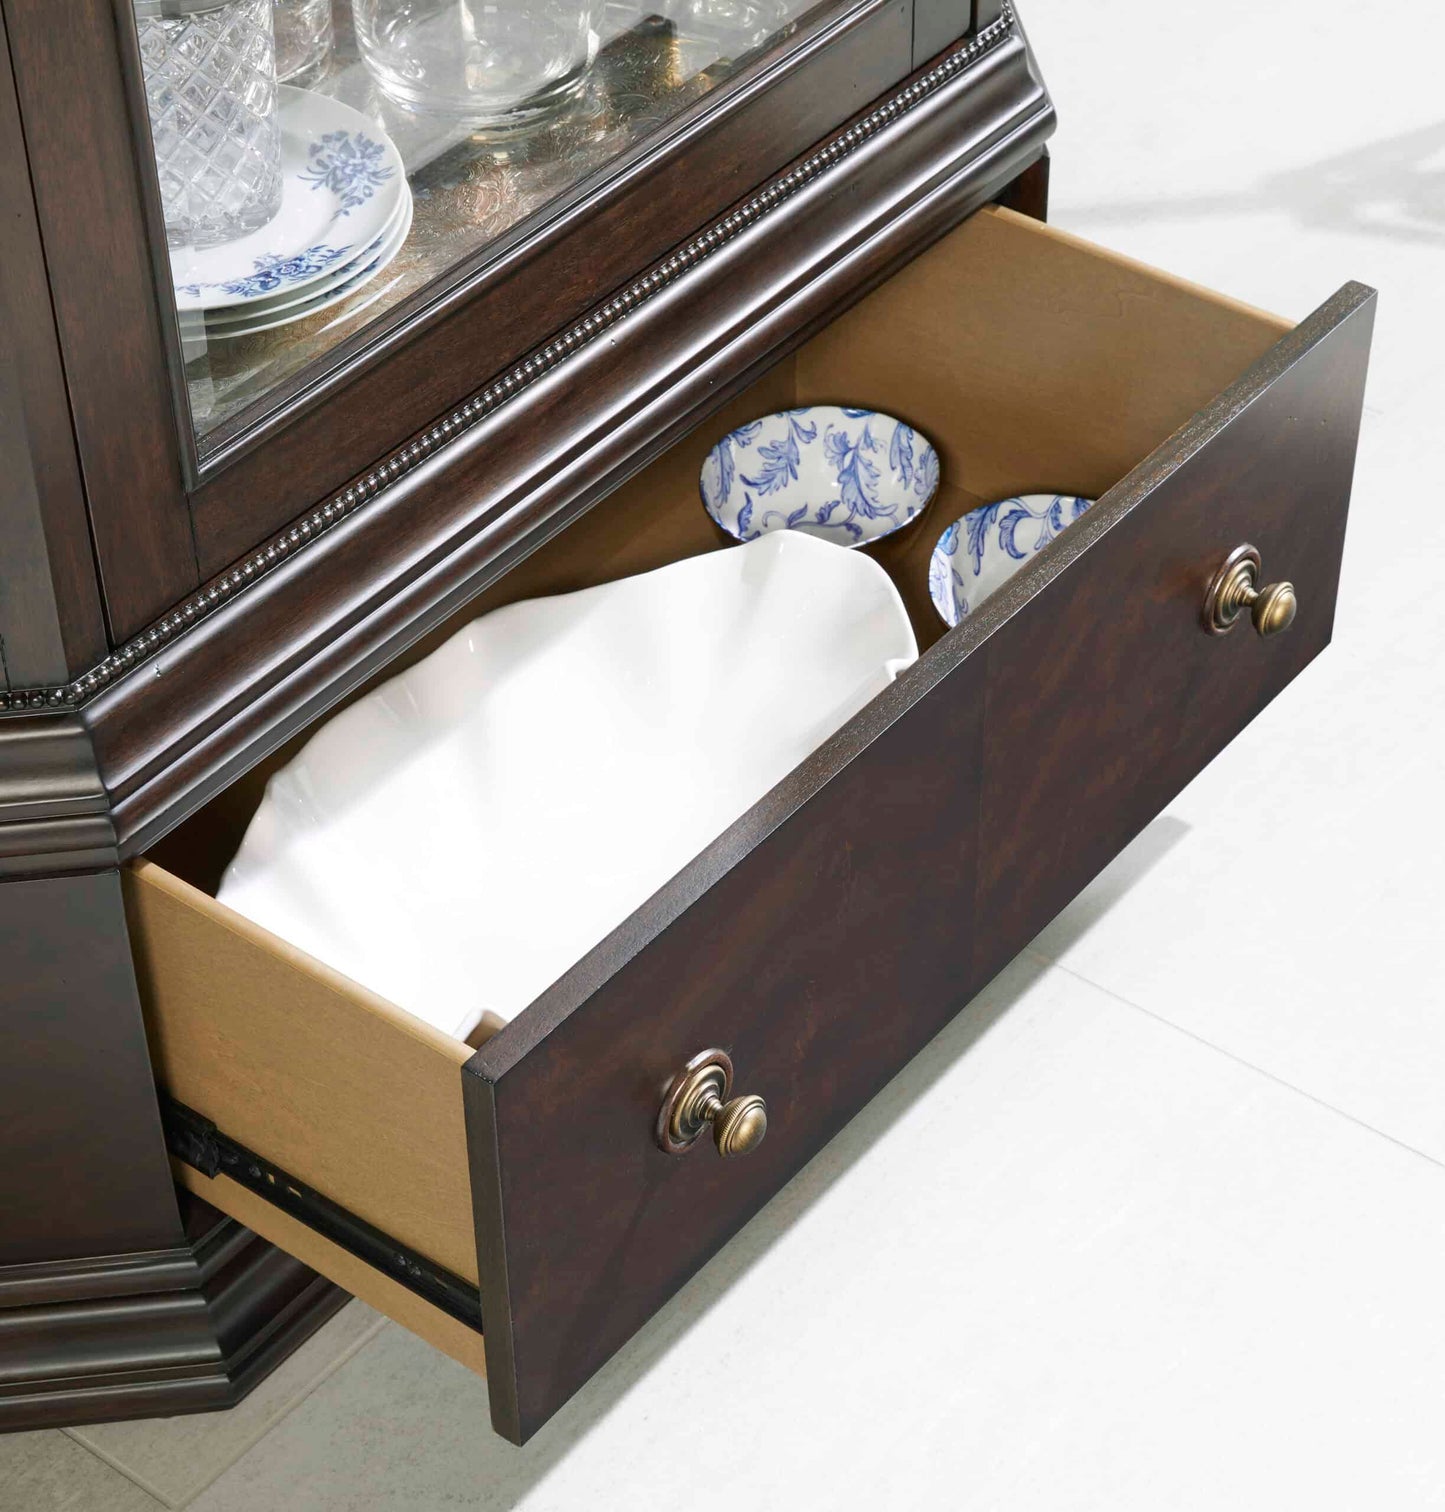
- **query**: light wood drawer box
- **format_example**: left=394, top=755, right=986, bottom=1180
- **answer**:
left=125, top=205, right=1374, bottom=1444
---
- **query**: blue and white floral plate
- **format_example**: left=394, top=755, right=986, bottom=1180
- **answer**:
left=202, top=184, right=413, bottom=338
left=700, top=406, right=940, bottom=547
left=170, top=87, right=405, bottom=314
left=200, top=186, right=409, bottom=322
left=929, top=493, right=1095, bottom=628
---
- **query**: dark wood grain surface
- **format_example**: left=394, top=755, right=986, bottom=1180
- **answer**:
left=1, top=0, right=198, bottom=641
left=995, top=143, right=1049, bottom=219
left=0, top=1188, right=346, bottom=1432
left=0, top=784, right=346, bottom=1430
left=971, top=284, right=1375, bottom=978
left=0, top=2, right=108, bottom=685
left=467, top=643, right=992, bottom=1444
left=0, top=870, right=184, bottom=1263
left=463, top=282, right=1375, bottom=1443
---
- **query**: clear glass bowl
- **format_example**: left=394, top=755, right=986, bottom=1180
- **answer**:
left=351, top=0, right=600, bottom=130
left=275, top=0, right=335, bottom=84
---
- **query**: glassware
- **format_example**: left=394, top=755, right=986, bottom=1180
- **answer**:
left=174, top=3, right=816, bottom=444
left=135, top=0, right=284, bottom=248
left=275, top=0, right=335, bottom=83
left=662, top=0, right=793, bottom=52
left=351, top=0, right=600, bottom=129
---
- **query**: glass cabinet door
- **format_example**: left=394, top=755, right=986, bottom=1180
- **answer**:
left=132, top=0, right=830, bottom=452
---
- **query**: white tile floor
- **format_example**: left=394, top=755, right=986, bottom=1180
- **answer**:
left=6, top=2, right=1444, bottom=1506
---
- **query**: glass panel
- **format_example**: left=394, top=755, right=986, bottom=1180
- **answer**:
left=134, top=0, right=823, bottom=451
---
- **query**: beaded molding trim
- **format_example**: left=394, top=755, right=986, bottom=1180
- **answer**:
left=2, top=5, right=1015, bottom=715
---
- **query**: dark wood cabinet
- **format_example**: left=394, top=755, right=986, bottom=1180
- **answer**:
left=0, top=0, right=1372, bottom=1446
left=2, top=0, right=1021, bottom=648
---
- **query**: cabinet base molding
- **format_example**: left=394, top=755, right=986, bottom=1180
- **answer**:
left=0, top=1196, right=347, bottom=1432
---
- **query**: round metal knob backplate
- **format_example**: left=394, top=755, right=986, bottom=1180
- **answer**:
left=657, top=1049, right=767, bottom=1158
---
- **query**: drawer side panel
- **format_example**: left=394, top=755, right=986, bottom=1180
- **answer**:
left=125, top=862, right=478, bottom=1286
left=795, top=206, right=1293, bottom=513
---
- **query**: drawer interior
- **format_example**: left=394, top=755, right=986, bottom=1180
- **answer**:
left=152, top=208, right=1289, bottom=901
left=130, top=204, right=1291, bottom=1377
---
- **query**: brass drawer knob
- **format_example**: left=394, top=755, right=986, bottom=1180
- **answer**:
left=1203, top=544, right=1298, bottom=637
left=657, top=1049, right=768, bottom=1158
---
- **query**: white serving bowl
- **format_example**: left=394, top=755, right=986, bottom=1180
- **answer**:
left=928, top=493, right=1095, bottom=628
left=700, top=406, right=939, bottom=547
left=218, top=532, right=919, bottom=1040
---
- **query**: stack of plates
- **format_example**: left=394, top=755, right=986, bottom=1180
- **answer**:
left=172, top=87, right=411, bottom=341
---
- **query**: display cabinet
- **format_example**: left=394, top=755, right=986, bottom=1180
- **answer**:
left=2, top=0, right=1034, bottom=652
left=0, top=0, right=1372, bottom=1445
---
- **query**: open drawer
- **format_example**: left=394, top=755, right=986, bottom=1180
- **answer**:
left=125, top=206, right=1374, bottom=1444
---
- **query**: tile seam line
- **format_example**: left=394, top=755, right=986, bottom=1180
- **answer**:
left=59, top=1311, right=387, bottom=1510
left=174, top=1314, right=391, bottom=1508
left=1028, top=949, right=1445, bottom=1177
left=56, top=1429, right=173, bottom=1508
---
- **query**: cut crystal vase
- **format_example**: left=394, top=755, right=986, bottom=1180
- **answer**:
left=135, top=0, right=283, bottom=248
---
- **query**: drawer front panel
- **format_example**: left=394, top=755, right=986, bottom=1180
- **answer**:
left=470, top=652, right=991, bottom=1442
left=973, top=284, right=1377, bottom=979
left=465, top=282, right=1375, bottom=1443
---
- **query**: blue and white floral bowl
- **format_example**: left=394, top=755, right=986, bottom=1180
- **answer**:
left=700, top=406, right=940, bottom=547
left=928, top=493, right=1095, bottom=628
